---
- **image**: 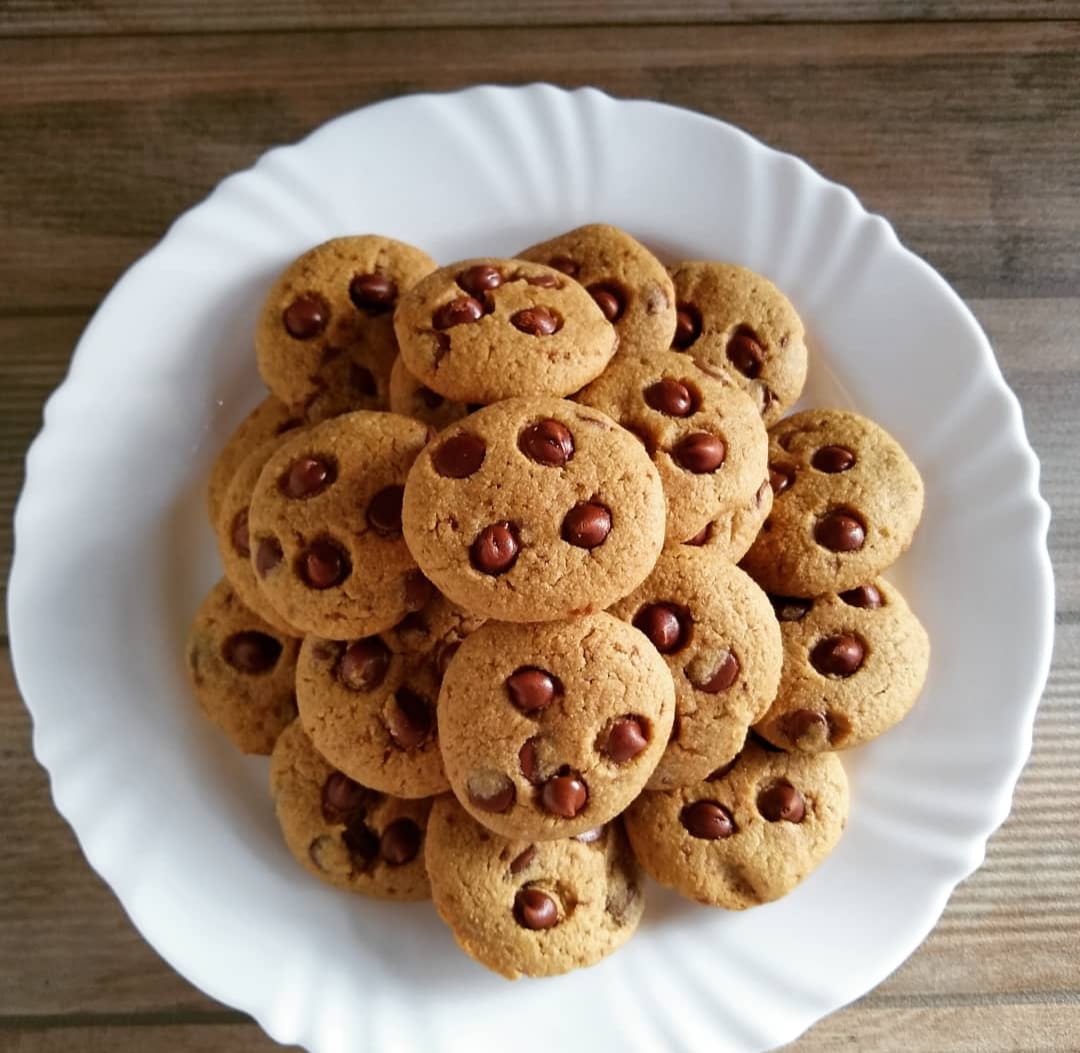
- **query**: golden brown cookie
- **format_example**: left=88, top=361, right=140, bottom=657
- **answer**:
left=680, top=476, right=773, bottom=562
left=255, top=235, right=436, bottom=413
left=668, top=261, right=808, bottom=426
left=185, top=578, right=299, bottom=754
left=270, top=720, right=432, bottom=899
left=247, top=411, right=431, bottom=639
left=609, top=548, right=782, bottom=789
left=741, top=409, right=925, bottom=597
left=388, top=355, right=473, bottom=430
left=624, top=739, right=848, bottom=908
left=576, top=350, right=768, bottom=542
left=394, top=258, right=617, bottom=403
left=517, top=224, right=675, bottom=355
left=754, top=578, right=930, bottom=751
left=425, top=795, right=643, bottom=978
left=401, top=397, right=666, bottom=622
left=439, top=613, right=675, bottom=840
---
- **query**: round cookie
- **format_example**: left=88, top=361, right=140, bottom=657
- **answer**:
left=439, top=613, right=675, bottom=840
left=388, top=355, right=473, bottom=430
left=681, top=476, right=773, bottom=562
left=247, top=410, right=431, bottom=639
left=401, top=398, right=666, bottom=622
left=667, top=261, right=808, bottom=426
left=394, top=258, right=617, bottom=403
left=270, top=719, right=432, bottom=899
left=517, top=224, right=676, bottom=355
left=576, top=350, right=768, bottom=542
left=296, top=594, right=484, bottom=798
left=207, top=396, right=304, bottom=525
left=609, top=548, right=782, bottom=790
left=426, top=795, right=643, bottom=978
left=741, top=409, right=925, bottom=597
left=185, top=578, right=299, bottom=754
left=624, top=739, right=848, bottom=909
left=255, top=235, right=436, bottom=411
left=755, top=578, right=929, bottom=751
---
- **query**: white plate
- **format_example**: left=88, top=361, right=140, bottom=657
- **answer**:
left=9, top=85, right=1053, bottom=1053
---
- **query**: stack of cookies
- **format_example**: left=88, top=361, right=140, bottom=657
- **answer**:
left=187, top=225, right=929, bottom=979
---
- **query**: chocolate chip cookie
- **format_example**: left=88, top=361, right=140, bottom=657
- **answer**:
left=394, top=258, right=617, bottom=403
left=255, top=234, right=436, bottom=413
left=270, top=719, right=432, bottom=899
left=517, top=223, right=676, bottom=355
left=609, top=548, right=782, bottom=789
left=624, top=739, right=848, bottom=909
left=401, top=397, right=666, bottom=622
left=681, top=476, right=773, bottom=563
left=388, top=355, right=473, bottom=430
left=439, top=613, right=675, bottom=840
left=668, top=261, right=808, bottom=426
left=247, top=410, right=431, bottom=639
left=185, top=578, right=299, bottom=754
left=741, top=409, right=925, bottom=596
left=754, top=578, right=929, bottom=752
left=425, top=795, right=643, bottom=978
left=576, top=350, right=768, bottom=543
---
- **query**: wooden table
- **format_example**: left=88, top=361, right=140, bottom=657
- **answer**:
left=2, top=4, right=1078, bottom=1050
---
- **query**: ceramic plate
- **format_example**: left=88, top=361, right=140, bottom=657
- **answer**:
left=9, top=85, right=1053, bottom=1053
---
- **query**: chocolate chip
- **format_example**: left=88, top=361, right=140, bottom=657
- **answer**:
left=231, top=509, right=250, bottom=557
left=523, top=273, right=562, bottom=288
left=514, top=887, right=560, bottom=930
left=519, top=419, right=574, bottom=466
left=810, top=634, right=865, bottom=677
left=684, top=522, right=711, bottom=546
left=680, top=800, right=736, bottom=840
left=320, top=771, right=368, bottom=824
left=586, top=282, right=625, bottom=322
left=385, top=688, right=433, bottom=749
left=541, top=773, right=588, bottom=818
left=339, top=637, right=391, bottom=692
left=300, top=538, right=350, bottom=589
left=349, top=363, right=377, bottom=396
left=633, top=603, right=690, bottom=653
left=342, top=818, right=380, bottom=862
left=508, top=845, right=536, bottom=875
left=283, top=293, right=329, bottom=339
left=434, top=296, right=484, bottom=329
left=379, top=818, right=422, bottom=865
left=432, top=433, right=486, bottom=478
left=726, top=328, right=764, bottom=379
left=757, top=781, right=806, bottom=823
left=366, top=485, right=404, bottom=537
left=548, top=255, right=579, bottom=276
left=574, top=826, right=605, bottom=844
left=349, top=273, right=397, bottom=314
left=785, top=709, right=829, bottom=747
left=467, top=771, right=515, bottom=813
left=281, top=456, right=335, bottom=499
left=561, top=502, right=612, bottom=549
left=769, top=464, right=795, bottom=495
left=602, top=717, right=649, bottom=762
left=436, top=641, right=460, bottom=679
left=518, top=737, right=542, bottom=784
left=840, top=583, right=884, bottom=608
left=815, top=510, right=866, bottom=552
left=470, top=521, right=520, bottom=575
left=255, top=536, right=283, bottom=577
left=403, top=570, right=433, bottom=610
left=770, top=595, right=813, bottom=621
left=812, top=445, right=857, bottom=473
left=419, top=386, right=444, bottom=410
left=511, top=306, right=560, bottom=336
left=689, top=650, right=740, bottom=693
left=456, top=264, right=503, bottom=298
left=222, top=631, right=281, bottom=674
left=673, top=303, right=702, bottom=349
left=674, top=433, right=726, bottom=473
left=644, top=377, right=698, bottom=417
left=506, top=667, right=562, bottom=714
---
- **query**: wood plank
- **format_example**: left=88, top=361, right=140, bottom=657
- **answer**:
left=0, top=21, right=1078, bottom=312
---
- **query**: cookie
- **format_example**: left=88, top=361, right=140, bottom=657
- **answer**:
left=388, top=355, right=473, bottom=430
left=576, top=350, right=768, bottom=542
left=425, top=795, right=643, bottom=978
left=624, top=739, right=848, bottom=909
left=741, top=409, right=925, bottom=596
left=439, top=613, right=675, bottom=840
left=609, top=548, right=782, bottom=789
left=401, top=397, right=666, bottom=622
left=247, top=410, right=431, bottom=639
left=270, top=720, right=432, bottom=899
left=255, top=235, right=436, bottom=412
left=681, top=475, right=773, bottom=562
left=518, top=224, right=676, bottom=355
left=667, top=261, right=808, bottom=426
left=754, top=578, right=929, bottom=752
left=394, top=258, right=617, bottom=403
left=295, top=594, right=484, bottom=798
left=185, top=578, right=299, bottom=754
left=206, top=396, right=304, bottom=525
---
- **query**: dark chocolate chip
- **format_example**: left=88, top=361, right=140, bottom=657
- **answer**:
left=757, top=781, right=806, bottom=823
left=839, top=583, right=884, bottom=609
left=467, top=772, right=515, bottom=813
left=602, top=717, right=649, bottom=762
left=513, top=887, right=560, bottom=930
left=644, top=378, right=698, bottom=417
left=470, top=521, right=520, bottom=575
left=785, top=708, right=830, bottom=747
left=680, top=800, right=736, bottom=840
left=255, top=536, right=283, bottom=577
left=434, top=296, right=484, bottom=329
left=518, top=737, right=542, bottom=784
left=510, top=306, right=560, bottom=336
left=281, top=456, right=335, bottom=499
left=810, top=634, right=865, bottom=677
left=366, top=485, right=404, bottom=537
left=342, top=818, right=380, bottom=862
left=231, top=509, right=250, bottom=557
left=320, top=771, right=368, bottom=824
left=672, top=302, right=702, bottom=349
left=457, top=264, right=503, bottom=298
left=403, top=570, right=434, bottom=611
left=674, top=432, right=726, bottom=473
left=508, top=845, right=537, bottom=875
left=814, top=510, right=866, bottom=552
left=283, top=293, right=329, bottom=339
left=541, top=773, right=588, bottom=818
left=432, top=433, right=486, bottom=478
left=385, top=688, right=433, bottom=749
left=726, top=328, right=764, bottom=379
left=548, top=255, right=579, bottom=276
left=522, top=272, right=562, bottom=288
left=339, top=637, right=391, bottom=692
left=770, top=595, right=813, bottom=621
left=586, top=282, right=625, bottom=322
left=506, top=667, right=562, bottom=714
left=222, top=631, right=282, bottom=674
left=519, top=419, right=574, bottom=466
left=300, top=538, right=350, bottom=589
left=689, top=650, right=740, bottom=693
left=379, top=818, right=422, bottom=865
left=812, top=445, right=856, bottom=473
left=349, top=273, right=398, bottom=314
left=769, top=464, right=795, bottom=495
left=633, top=603, right=690, bottom=653
left=561, top=502, right=612, bottom=549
